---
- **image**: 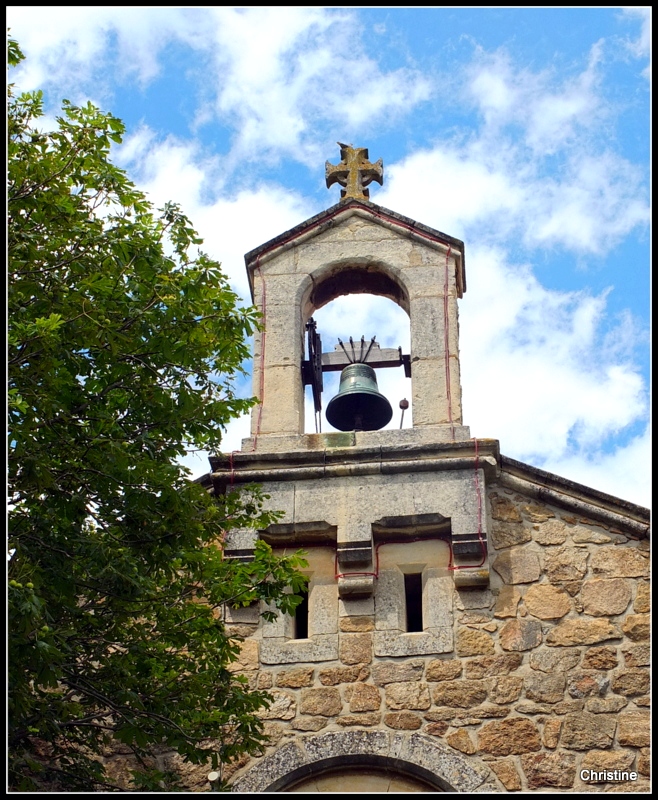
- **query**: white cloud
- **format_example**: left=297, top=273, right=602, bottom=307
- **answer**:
left=540, top=422, right=650, bottom=507
left=620, top=7, right=651, bottom=77
left=459, top=246, right=647, bottom=466
left=204, top=7, right=431, bottom=163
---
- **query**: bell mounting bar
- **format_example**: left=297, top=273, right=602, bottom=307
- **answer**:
left=302, top=319, right=411, bottom=415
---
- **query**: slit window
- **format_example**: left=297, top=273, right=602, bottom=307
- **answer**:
left=404, top=573, right=423, bottom=632
left=293, top=588, right=309, bottom=639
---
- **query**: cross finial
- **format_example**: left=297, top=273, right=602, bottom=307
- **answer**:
left=325, top=143, right=384, bottom=202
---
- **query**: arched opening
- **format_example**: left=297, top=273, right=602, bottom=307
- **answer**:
left=265, top=754, right=448, bottom=792
left=230, top=732, right=492, bottom=793
left=285, top=762, right=440, bottom=792
left=304, top=293, right=411, bottom=434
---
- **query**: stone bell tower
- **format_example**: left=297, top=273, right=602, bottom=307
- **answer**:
left=212, top=144, right=493, bottom=593
left=205, top=146, right=649, bottom=793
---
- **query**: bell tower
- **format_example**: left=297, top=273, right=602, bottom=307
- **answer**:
left=243, top=144, right=470, bottom=452
left=211, top=144, right=494, bottom=599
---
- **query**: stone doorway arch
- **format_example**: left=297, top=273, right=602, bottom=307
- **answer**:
left=230, top=731, right=493, bottom=793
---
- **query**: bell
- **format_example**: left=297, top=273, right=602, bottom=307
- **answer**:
left=326, top=363, right=393, bottom=431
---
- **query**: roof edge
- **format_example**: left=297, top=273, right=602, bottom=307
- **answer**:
left=244, top=198, right=465, bottom=272
left=499, top=454, right=649, bottom=538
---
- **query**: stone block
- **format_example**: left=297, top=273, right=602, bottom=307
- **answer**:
left=371, top=660, right=424, bottom=685
left=522, top=504, right=555, bottom=523
left=489, top=759, right=523, bottom=791
left=529, top=649, right=580, bottom=672
left=453, top=588, right=494, bottom=612
left=520, top=751, right=577, bottom=788
left=581, top=578, right=631, bottom=616
left=621, top=614, right=649, bottom=641
left=499, top=618, right=542, bottom=651
left=490, top=495, right=523, bottom=522
left=426, top=659, right=463, bottom=681
left=374, top=628, right=453, bottom=657
left=339, top=616, right=374, bottom=632
left=339, top=633, right=372, bottom=665
left=524, top=672, right=566, bottom=704
left=465, top=653, right=523, bottom=678
left=488, top=676, right=523, bottom=704
left=494, top=586, right=521, bottom=618
left=542, top=718, right=561, bottom=748
left=425, top=721, right=449, bottom=737
left=621, top=643, right=649, bottom=667
left=637, top=748, right=650, bottom=777
left=533, top=519, right=568, bottom=545
left=456, top=628, right=494, bottom=656
left=311, top=582, right=338, bottom=635
left=490, top=521, right=531, bottom=549
left=336, top=712, right=381, bottom=727
left=445, top=728, right=476, bottom=754
left=545, top=619, right=621, bottom=646
left=544, top=546, right=588, bottom=582
left=260, top=634, right=339, bottom=665
left=560, top=712, right=616, bottom=750
left=611, top=668, right=649, bottom=697
left=300, top=687, right=342, bottom=717
left=633, top=580, right=650, bottom=613
left=432, top=680, right=487, bottom=708
left=590, top=546, right=649, bottom=578
left=384, top=681, right=431, bottom=710
left=585, top=696, right=627, bottom=713
left=424, top=572, right=454, bottom=629
left=580, top=749, right=635, bottom=777
left=258, top=689, right=296, bottom=720
left=291, top=717, right=328, bottom=731
left=582, top=646, right=617, bottom=670
left=523, top=583, right=571, bottom=619
left=571, top=528, right=612, bottom=543
left=492, top=548, right=541, bottom=584
left=348, top=683, right=381, bottom=712
left=478, top=718, right=541, bottom=755
left=383, top=711, right=422, bottom=730
left=339, top=596, right=375, bottom=617
left=275, top=667, right=314, bottom=688
left=227, top=638, right=259, bottom=672
left=617, top=710, right=650, bottom=747
left=374, top=568, right=404, bottom=632
left=318, top=665, right=369, bottom=685
left=566, top=671, right=609, bottom=698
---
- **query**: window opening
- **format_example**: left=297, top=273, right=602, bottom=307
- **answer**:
left=306, top=294, right=411, bottom=433
left=293, top=588, right=309, bottom=639
left=404, top=573, right=423, bottom=632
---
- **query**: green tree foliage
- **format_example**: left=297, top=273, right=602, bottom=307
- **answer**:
left=8, top=38, right=307, bottom=791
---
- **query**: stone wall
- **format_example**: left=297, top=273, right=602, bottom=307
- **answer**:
left=99, top=483, right=649, bottom=792
left=221, top=484, right=650, bottom=793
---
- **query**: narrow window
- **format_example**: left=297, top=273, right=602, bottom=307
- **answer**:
left=293, top=588, right=309, bottom=639
left=404, top=573, right=423, bottom=632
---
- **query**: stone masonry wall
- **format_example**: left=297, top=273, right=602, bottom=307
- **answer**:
left=100, top=485, right=650, bottom=792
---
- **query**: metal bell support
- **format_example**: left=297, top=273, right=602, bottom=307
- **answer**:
left=325, top=363, right=393, bottom=432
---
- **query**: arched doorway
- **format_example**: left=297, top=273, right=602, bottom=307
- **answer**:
left=286, top=764, right=439, bottom=792
left=230, top=731, right=492, bottom=793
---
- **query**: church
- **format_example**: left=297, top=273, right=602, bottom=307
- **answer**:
left=204, top=146, right=649, bottom=792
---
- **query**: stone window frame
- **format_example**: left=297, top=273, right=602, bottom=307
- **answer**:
left=373, top=536, right=454, bottom=658
left=259, top=545, right=339, bottom=665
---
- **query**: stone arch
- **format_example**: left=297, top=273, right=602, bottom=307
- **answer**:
left=230, top=730, right=492, bottom=793
left=301, top=259, right=411, bottom=323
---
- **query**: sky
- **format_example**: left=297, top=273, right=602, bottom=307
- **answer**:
left=7, top=7, right=650, bottom=506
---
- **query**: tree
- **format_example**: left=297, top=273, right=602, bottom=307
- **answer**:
left=8, top=38, right=307, bottom=791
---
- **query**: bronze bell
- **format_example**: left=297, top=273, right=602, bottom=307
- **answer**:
left=326, top=363, right=393, bottom=431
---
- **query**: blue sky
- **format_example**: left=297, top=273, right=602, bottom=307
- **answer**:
left=7, top=7, right=650, bottom=505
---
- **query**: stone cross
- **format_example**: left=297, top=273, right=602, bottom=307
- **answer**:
left=325, top=143, right=384, bottom=201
